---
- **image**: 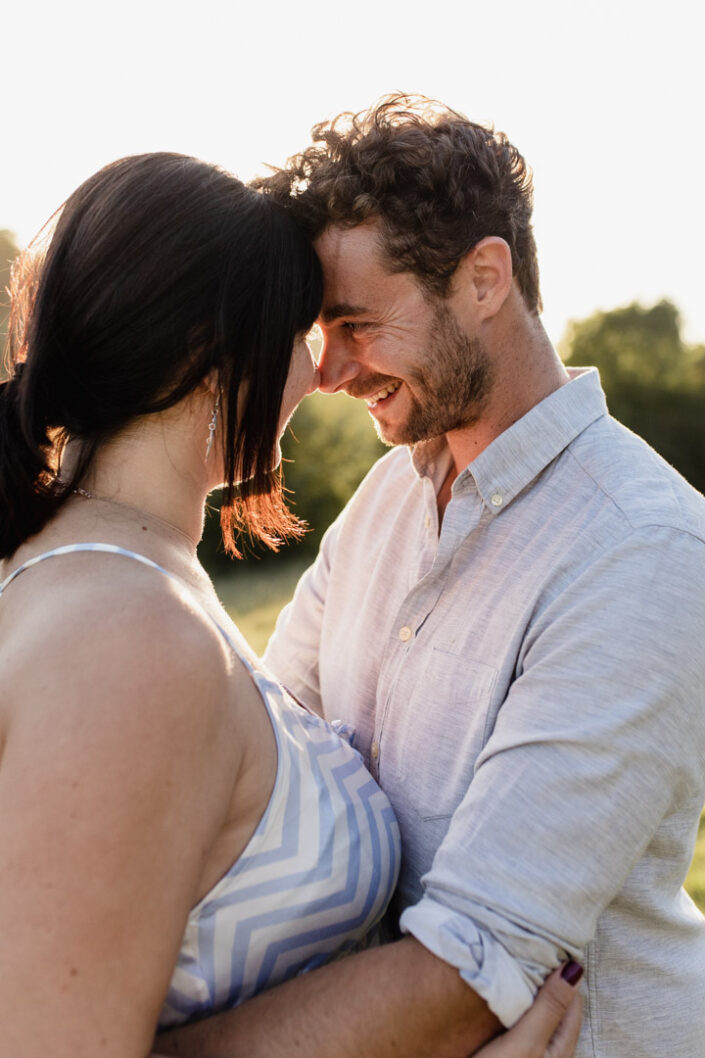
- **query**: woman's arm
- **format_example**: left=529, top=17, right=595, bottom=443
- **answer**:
left=0, top=576, right=240, bottom=1058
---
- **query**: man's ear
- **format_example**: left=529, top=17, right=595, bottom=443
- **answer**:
left=455, top=236, right=513, bottom=320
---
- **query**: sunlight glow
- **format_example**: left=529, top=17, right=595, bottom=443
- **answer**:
left=2, top=0, right=702, bottom=346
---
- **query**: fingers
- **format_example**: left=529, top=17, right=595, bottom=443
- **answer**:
left=473, top=961, right=583, bottom=1058
left=546, top=989, right=582, bottom=1058
left=516, top=963, right=583, bottom=1058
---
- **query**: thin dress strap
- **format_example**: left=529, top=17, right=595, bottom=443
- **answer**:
left=0, top=543, right=253, bottom=671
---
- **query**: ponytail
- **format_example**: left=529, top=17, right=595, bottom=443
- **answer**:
left=0, top=365, right=62, bottom=558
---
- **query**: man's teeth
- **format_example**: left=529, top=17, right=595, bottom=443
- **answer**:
left=366, top=381, right=402, bottom=408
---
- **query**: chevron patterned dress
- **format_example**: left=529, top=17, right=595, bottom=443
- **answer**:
left=0, top=544, right=401, bottom=1028
left=159, top=659, right=401, bottom=1028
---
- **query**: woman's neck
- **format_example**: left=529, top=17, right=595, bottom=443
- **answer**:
left=62, top=414, right=212, bottom=558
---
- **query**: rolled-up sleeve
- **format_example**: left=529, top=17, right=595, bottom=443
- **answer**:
left=401, top=526, right=705, bottom=1026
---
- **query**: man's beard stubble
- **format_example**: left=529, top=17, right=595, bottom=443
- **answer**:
left=381, top=303, right=492, bottom=447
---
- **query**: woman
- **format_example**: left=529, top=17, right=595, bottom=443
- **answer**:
left=0, top=153, right=580, bottom=1057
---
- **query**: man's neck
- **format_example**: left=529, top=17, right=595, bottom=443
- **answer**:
left=433, top=331, right=570, bottom=522
left=436, top=463, right=456, bottom=524
left=445, top=332, right=569, bottom=473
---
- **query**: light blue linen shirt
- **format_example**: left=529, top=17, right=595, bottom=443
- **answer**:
left=265, top=368, right=705, bottom=1057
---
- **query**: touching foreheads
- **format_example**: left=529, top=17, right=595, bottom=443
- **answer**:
left=252, top=93, right=541, bottom=313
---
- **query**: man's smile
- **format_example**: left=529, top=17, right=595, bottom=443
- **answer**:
left=344, top=375, right=404, bottom=408
left=365, top=380, right=402, bottom=409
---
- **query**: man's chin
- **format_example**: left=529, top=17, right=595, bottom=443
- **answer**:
left=371, top=419, right=405, bottom=447
left=373, top=415, right=446, bottom=448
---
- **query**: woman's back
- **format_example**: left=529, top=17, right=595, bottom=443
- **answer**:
left=0, top=523, right=244, bottom=1056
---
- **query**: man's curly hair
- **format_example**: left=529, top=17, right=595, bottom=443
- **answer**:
left=252, top=94, right=541, bottom=313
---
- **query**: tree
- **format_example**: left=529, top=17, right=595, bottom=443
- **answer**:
left=0, top=229, right=20, bottom=378
left=561, top=299, right=705, bottom=494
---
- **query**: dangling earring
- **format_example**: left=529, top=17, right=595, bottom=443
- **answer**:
left=205, top=394, right=220, bottom=460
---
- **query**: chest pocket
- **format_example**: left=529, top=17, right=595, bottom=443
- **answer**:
left=383, top=647, right=498, bottom=821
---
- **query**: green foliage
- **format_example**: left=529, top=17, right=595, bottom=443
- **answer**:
left=561, top=299, right=705, bottom=494
left=561, top=299, right=704, bottom=391
left=0, top=229, right=18, bottom=292
left=0, top=229, right=20, bottom=379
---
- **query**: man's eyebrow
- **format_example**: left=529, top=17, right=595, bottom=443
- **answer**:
left=320, top=302, right=369, bottom=324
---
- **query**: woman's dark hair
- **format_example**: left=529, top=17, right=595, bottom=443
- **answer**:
left=254, top=93, right=540, bottom=312
left=0, top=152, right=322, bottom=558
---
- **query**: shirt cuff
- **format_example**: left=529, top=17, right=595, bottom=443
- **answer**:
left=400, top=896, right=536, bottom=1027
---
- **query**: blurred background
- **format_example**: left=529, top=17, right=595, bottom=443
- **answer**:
left=1, top=0, right=703, bottom=903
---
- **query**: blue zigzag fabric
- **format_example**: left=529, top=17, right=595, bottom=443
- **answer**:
left=1, top=545, right=401, bottom=1028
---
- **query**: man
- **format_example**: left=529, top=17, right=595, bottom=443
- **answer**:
left=162, top=97, right=705, bottom=1057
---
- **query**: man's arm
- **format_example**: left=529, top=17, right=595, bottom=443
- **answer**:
left=156, top=936, right=501, bottom=1058
left=262, top=521, right=337, bottom=714
left=400, top=525, right=705, bottom=1023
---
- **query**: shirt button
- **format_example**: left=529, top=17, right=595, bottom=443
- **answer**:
left=424, top=515, right=431, bottom=529
left=399, top=625, right=412, bottom=642
left=371, top=741, right=379, bottom=760
left=490, top=492, right=503, bottom=507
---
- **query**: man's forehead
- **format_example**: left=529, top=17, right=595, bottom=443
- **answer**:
left=314, top=220, right=386, bottom=271
left=315, top=221, right=396, bottom=319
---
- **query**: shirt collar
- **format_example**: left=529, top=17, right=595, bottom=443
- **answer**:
left=410, top=368, right=608, bottom=514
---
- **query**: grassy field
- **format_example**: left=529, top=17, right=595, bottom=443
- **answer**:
left=215, top=555, right=311, bottom=656
left=216, top=559, right=705, bottom=914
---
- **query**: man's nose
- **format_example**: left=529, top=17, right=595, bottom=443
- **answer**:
left=316, top=332, right=360, bottom=394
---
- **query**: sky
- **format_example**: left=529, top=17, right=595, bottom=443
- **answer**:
left=2, top=0, right=703, bottom=347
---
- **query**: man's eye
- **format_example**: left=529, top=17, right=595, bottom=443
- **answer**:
left=342, top=321, right=367, bottom=333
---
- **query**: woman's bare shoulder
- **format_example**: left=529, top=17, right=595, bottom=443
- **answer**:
left=0, top=554, right=247, bottom=1055
left=0, top=551, right=237, bottom=743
